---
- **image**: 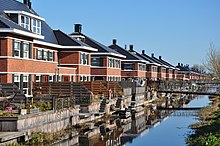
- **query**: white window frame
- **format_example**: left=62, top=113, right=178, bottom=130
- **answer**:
left=49, top=75, right=53, bottom=82
left=36, top=49, right=42, bottom=60
left=32, top=18, right=41, bottom=34
left=43, top=50, right=48, bottom=61
left=22, top=75, right=29, bottom=95
left=48, top=51, right=54, bottom=61
left=35, top=75, right=41, bottom=82
left=23, top=42, right=29, bottom=58
left=14, top=41, right=21, bottom=57
left=19, top=15, right=30, bottom=30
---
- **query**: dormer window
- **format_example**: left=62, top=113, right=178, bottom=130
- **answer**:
left=32, top=18, right=41, bottom=34
left=18, top=14, right=41, bottom=35
left=20, top=15, right=30, bottom=30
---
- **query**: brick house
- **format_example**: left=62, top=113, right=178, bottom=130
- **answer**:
left=0, top=0, right=96, bottom=96
left=70, top=25, right=125, bottom=81
left=139, top=50, right=160, bottom=81
left=109, top=40, right=148, bottom=80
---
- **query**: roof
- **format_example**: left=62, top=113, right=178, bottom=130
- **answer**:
left=109, top=43, right=148, bottom=63
left=0, top=0, right=38, bottom=16
left=70, top=32, right=125, bottom=58
left=0, top=13, right=28, bottom=31
left=138, top=52, right=160, bottom=65
left=157, top=57, right=176, bottom=69
left=176, top=64, right=191, bottom=72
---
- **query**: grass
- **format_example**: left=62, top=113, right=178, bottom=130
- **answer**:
left=187, top=97, right=220, bottom=146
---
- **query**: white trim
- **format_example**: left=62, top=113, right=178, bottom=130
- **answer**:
left=91, top=52, right=126, bottom=58
left=33, top=40, right=97, bottom=51
left=91, top=66, right=107, bottom=68
left=71, top=35, right=85, bottom=39
left=60, top=64, right=91, bottom=67
left=0, top=56, right=58, bottom=63
left=0, top=28, right=44, bottom=39
left=57, top=66, right=77, bottom=70
left=122, top=60, right=149, bottom=63
left=4, top=10, right=45, bottom=21
left=122, top=70, right=146, bottom=72
left=0, top=72, right=76, bottom=76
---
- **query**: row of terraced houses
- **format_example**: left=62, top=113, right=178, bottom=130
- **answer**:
left=0, top=0, right=206, bottom=97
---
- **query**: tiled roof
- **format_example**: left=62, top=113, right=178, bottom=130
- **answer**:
left=0, top=0, right=59, bottom=45
left=71, top=32, right=124, bottom=57
left=0, top=13, right=28, bottom=31
left=54, top=30, right=91, bottom=47
left=109, top=44, right=148, bottom=62
left=138, top=52, right=159, bottom=65
left=0, top=0, right=38, bottom=15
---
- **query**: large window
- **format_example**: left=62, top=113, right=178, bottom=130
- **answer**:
left=152, top=66, right=157, bottom=72
left=32, top=19, right=41, bottom=34
left=14, top=41, right=20, bottom=57
left=108, top=58, right=120, bottom=68
left=13, top=74, right=20, bottom=88
left=20, top=15, right=30, bottom=30
left=91, top=57, right=104, bottom=66
left=23, top=43, right=29, bottom=58
left=36, top=49, right=54, bottom=61
left=138, top=64, right=145, bottom=71
left=19, top=15, right=41, bottom=34
left=23, top=75, right=28, bottom=95
left=122, top=63, right=134, bottom=70
left=80, top=52, right=89, bottom=65
left=162, top=68, right=166, bottom=73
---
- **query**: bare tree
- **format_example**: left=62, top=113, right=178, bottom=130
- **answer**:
left=204, top=43, right=220, bottom=78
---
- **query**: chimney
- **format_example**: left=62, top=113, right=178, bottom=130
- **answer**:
left=74, top=24, right=82, bottom=33
left=28, top=2, right=32, bottom=9
left=159, top=56, right=162, bottom=60
left=125, top=45, right=127, bottom=50
left=142, top=50, right=145, bottom=54
left=23, top=0, right=31, bottom=8
left=113, top=39, right=117, bottom=45
left=23, top=0, right=28, bottom=5
left=151, top=53, right=154, bottom=57
left=129, top=45, right=134, bottom=52
left=178, top=63, right=180, bottom=66
left=181, top=63, right=183, bottom=67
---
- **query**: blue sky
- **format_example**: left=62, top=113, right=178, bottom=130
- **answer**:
left=25, top=0, right=220, bottom=66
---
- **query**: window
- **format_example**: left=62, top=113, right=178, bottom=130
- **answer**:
left=35, top=75, right=41, bottom=82
left=162, top=68, right=166, bottom=73
left=48, top=51, right=54, bottom=61
left=138, top=64, right=145, bottom=71
left=14, top=74, right=20, bottom=88
left=152, top=66, right=157, bottom=72
left=32, top=19, right=41, bottom=34
left=23, top=75, right=28, bottom=95
left=20, top=15, right=30, bottom=30
left=43, top=50, right=48, bottom=61
left=14, top=41, right=20, bottom=57
left=37, top=49, right=42, bottom=60
left=23, top=43, right=29, bottom=58
left=80, top=52, right=88, bottom=65
left=49, top=75, right=53, bottom=82
left=91, top=57, right=103, bottom=66
left=122, top=63, right=134, bottom=70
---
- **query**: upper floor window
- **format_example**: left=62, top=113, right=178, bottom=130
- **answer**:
left=138, top=64, right=145, bottom=71
left=36, top=48, right=55, bottom=62
left=23, top=43, right=29, bottom=58
left=32, top=19, right=41, bottom=34
left=108, top=58, right=120, bottom=68
left=19, top=15, right=41, bottom=35
left=122, top=63, right=134, bottom=70
left=80, top=52, right=89, bottom=65
left=162, top=68, right=166, bottom=73
left=20, top=15, right=30, bottom=30
left=14, top=41, right=20, bottom=57
left=152, top=66, right=157, bottom=72
left=91, top=57, right=104, bottom=67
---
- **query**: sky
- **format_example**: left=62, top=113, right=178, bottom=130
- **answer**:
left=21, top=0, right=220, bottom=66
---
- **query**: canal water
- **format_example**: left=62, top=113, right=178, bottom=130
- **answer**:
left=53, top=94, right=211, bottom=146
left=126, top=95, right=211, bottom=146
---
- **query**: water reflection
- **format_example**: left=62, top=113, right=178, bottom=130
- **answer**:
left=53, top=95, right=211, bottom=146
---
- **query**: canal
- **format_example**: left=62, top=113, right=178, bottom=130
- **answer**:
left=53, top=94, right=212, bottom=146
left=125, top=95, right=211, bottom=146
